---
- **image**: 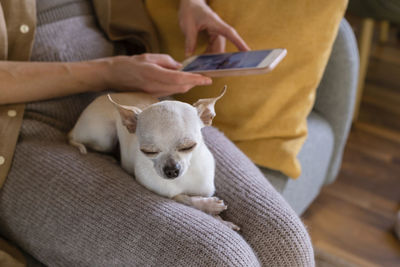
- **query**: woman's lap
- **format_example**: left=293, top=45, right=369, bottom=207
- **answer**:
left=0, top=121, right=313, bottom=266
left=0, top=131, right=258, bottom=266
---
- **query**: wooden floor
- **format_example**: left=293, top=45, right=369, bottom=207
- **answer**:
left=302, top=19, right=400, bottom=266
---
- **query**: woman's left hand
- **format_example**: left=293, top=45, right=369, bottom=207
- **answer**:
left=179, top=0, right=250, bottom=57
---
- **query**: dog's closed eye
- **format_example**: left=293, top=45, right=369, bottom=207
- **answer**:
left=178, top=143, right=197, bottom=153
left=140, top=149, right=160, bottom=156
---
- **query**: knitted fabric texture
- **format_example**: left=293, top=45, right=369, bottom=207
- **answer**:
left=0, top=0, right=315, bottom=265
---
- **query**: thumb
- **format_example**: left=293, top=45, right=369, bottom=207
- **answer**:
left=151, top=54, right=182, bottom=70
left=184, top=24, right=198, bottom=58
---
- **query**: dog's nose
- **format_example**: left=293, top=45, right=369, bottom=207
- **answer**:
left=163, top=163, right=181, bottom=179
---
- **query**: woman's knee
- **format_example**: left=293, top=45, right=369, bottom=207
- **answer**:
left=202, top=127, right=314, bottom=265
left=250, top=209, right=315, bottom=266
left=136, top=213, right=260, bottom=266
left=221, top=190, right=314, bottom=266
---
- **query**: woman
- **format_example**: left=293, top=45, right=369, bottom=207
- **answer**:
left=0, top=0, right=314, bottom=266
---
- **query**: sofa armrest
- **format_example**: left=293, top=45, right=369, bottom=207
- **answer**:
left=313, top=18, right=359, bottom=184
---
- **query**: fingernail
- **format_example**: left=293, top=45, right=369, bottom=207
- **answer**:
left=203, top=78, right=212, bottom=85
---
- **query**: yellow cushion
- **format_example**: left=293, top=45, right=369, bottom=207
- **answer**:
left=146, top=0, right=347, bottom=178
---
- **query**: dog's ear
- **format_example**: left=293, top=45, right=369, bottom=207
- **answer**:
left=192, top=85, right=226, bottom=127
left=108, top=94, right=142, bottom=133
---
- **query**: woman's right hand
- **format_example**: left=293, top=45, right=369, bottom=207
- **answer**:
left=103, top=53, right=212, bottom=97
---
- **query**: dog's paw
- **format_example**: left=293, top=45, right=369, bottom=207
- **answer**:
left=192, top=197, right=228, bottom=215
left=214, top=215, right=241, bottom=231
left=69, top=139, right=87, bottom=154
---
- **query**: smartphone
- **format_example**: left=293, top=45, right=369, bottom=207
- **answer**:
left=181, top=49, right=287, bottom=77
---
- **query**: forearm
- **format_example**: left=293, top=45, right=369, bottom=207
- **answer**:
left=0, top=54, right=211, bottom=104
left=0, top=60, right=108, bottom=104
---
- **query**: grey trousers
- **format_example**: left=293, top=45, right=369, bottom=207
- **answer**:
left=0, top=95, right=314, bottom=266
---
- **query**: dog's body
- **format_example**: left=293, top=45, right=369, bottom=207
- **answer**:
left=68, top=88, right=238, bottom=229
left=69, top=93, right=157, bottom=154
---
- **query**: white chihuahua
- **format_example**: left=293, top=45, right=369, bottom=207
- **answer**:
left=68, top=86, right=239, bottom=230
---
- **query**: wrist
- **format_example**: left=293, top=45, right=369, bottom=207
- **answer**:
left=86, top=57, right=117, bottom=92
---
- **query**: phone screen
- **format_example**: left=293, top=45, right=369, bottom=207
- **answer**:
left=182, top=50, right=271, bottom=71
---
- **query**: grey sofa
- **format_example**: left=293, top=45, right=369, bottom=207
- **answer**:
left=260, top=19, right=359, bottom=215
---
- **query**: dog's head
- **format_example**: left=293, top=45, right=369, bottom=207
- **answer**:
left=109, top=86, right=226, bottom=180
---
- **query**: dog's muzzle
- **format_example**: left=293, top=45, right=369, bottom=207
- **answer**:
left=163, top=162, right=181, bottom=179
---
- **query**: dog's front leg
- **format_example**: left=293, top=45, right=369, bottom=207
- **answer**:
left=173, top=194, right=241, bottom=231
left=213, top=215, right=241, bottom=231
left=173, top=194, right=227, bottom=215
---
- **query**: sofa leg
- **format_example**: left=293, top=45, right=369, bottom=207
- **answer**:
left=353, top=18, right=374, bottom=122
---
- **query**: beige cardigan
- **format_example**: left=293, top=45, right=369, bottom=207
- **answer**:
left=0, top=1, right=159, bottom=265
left=0, top=0, right=159, bottom=189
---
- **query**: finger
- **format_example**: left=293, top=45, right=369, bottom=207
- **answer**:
left=205, top=35, right=226, bottom=54
left=138, top=54, right=182, bottom=70
left=183, top=24, right=199, bottom=57
left=151, top=64, right=212, bottom=86
left=215, top=21, right=250, bottom=51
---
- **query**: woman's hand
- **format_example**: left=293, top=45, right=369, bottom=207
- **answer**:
left=103, top=53, right=212, bottom=97
left=179, top=0, right=250, bottom=57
